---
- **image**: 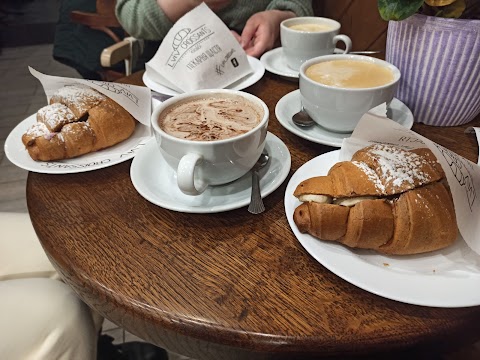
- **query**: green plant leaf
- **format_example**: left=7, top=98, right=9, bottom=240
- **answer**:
left=378, top=0, right=425, bottom=20
left=437, top=0, right=466, bottom=17
left=425, top=0, right=456, bottom=6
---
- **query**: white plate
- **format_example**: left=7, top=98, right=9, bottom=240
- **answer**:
left=130, top=132, right=291, bottom=213
left=275, top=90, right=414, bottom=147
left=4, top=114, right=151, bottom=174
left=285, top=150, right=480, bottom=308
left=143, top=56, right=265, bottom=96
left=260, top=47, right=348, bottom=79
left=260, top=47, right=298, bottom=80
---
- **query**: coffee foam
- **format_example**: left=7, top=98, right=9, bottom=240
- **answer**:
left=159, top=96, right=262, bottom=141
left=289, top=23, right=334, bottom=32
left=306, top=60, right=395, bottom=89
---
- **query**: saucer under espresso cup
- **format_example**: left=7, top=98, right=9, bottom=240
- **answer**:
left=280, top=17, right=352, bottom=71
left=151, top=89, right=269, bottom=196
left=299, top=54, right=401, bottom=133
left=275, top=90, right=414, bottom=147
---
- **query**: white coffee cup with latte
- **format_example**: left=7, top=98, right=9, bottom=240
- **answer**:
left=280, top=17, right=352, bottom=71
left=299, top=54, right=401, bottom=133
left=151, top=89, right=269, bottom=196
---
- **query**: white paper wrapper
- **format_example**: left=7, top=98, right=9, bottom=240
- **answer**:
left=27, top=67, right=153, bottom=165
left=29, top=67, right=152, bottom=125
left=339, top=114, right=480, bottom=255
left=145, top=3, right=253, bottom=93
left=465, top=127, right=480, bottom=166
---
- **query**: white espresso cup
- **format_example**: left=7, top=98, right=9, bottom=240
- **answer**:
left=151, top=89, right=269, bottom=196
left=280, top=17, right=352, bottom=71
left=299, top=54, right=401, bottom=133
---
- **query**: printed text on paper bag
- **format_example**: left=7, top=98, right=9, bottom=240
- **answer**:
left=434, top=144, right=477, bottom=211
left=167, top=25, right=215, bottom=68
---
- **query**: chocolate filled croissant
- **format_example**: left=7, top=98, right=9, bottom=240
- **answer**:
left=22, top=85, right=136, bottom=161
left=293, top=144, right=458, bottom=255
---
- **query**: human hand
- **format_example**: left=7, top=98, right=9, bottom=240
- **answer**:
left=240, top=10, right=295, bottom=58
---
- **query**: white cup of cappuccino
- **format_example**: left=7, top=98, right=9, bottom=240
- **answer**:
left=299, top=54, right=401, bottom=133
left=151, top=89, right=269, bottom=196
left=280, top=17, right=352, bottom=71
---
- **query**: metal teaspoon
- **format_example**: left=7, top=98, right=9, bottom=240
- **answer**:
left=247, top=150, right=270, bottom=214
left=292, top=106, right=315, bottom=127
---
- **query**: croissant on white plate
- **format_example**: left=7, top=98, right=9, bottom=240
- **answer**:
left=293, top=144, right=458, bottom=255
left=22, top=85, right=136, bottom=161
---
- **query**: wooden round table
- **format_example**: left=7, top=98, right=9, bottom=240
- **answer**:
left=28, top=71, right=480, bottom=359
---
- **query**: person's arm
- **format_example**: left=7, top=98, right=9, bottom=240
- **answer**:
left=265, top=0, right=314, bottom=17
left=115, top=0, right=173, bottom=40
left=116, top=0, right=233, bottom=40
left=157, top=0, right=231, bottom=22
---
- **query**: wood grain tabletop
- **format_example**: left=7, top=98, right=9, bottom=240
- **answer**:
left=28, top=70, right=480, bottom=359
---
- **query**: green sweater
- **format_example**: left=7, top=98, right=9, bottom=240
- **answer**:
left=116, top=0, right=314, bottom=41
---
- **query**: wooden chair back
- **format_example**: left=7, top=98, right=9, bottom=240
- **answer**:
left=314, top=0, right=388, bottom=59
left=69, top=0, right=126, bottom=80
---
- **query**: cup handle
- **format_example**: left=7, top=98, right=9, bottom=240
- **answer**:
left=333, top=34, right=352, bottom=54
left=177, top=153, right=208, bottom=196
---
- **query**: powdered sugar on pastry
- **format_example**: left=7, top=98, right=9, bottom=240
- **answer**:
left=352, top=161, right=385, bottom=192
left=369, top=145, right=431, bottom=188
left=352, top=144, right=437, bottom=194
left=51, top=85, right=106, bottom=117
left=37, top=103, right=76, bottom=132
left=25, top=122, right=51, bottom=138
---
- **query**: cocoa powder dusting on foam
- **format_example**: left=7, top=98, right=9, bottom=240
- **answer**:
left=160, top=97, right=262, bottom=141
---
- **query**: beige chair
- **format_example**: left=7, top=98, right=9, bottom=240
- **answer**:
left=0, top=212, right=103, bottom=359
left=100, top=36, right=144, bottom=76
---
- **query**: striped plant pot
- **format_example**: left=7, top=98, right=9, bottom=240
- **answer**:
left=386, top=14, right=480, bottom=126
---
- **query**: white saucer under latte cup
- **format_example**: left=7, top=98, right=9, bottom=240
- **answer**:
left=299, top=54, right=401, bottom=133
left=151, top=89, right=269, bottom=196
left=280, top=17, right=352, bottom=71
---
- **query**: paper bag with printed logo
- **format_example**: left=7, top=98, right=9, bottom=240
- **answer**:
left=145, top=3, right=253, bottom=93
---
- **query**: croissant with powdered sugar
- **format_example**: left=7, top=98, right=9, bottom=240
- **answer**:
left=22, top=85, right=135, bottom=161
left=293, top=144, right=458, bottom=255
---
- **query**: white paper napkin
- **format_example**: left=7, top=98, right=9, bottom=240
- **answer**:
left=145, top=3, right=253, bottom=93
left=28, top=67, right=153, bottom=160
left=29, top=67, right=152, bottom=125
left=339, top=114, right=480, bottom=255
left=465, top=127, right=480, bottom=165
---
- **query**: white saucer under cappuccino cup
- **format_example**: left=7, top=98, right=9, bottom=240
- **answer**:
left=280, top=17, right=352, bottom=71
left=151, top=89, right=269, bottom=196
left=299, top=54, right=401, bottom=133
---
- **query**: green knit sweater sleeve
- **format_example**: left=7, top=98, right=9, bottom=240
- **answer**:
left=116, top=0, right=314, bottom=41
left=266, top=0, right=314, bottom=17
left=115, top=0, right=174, bottom=40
